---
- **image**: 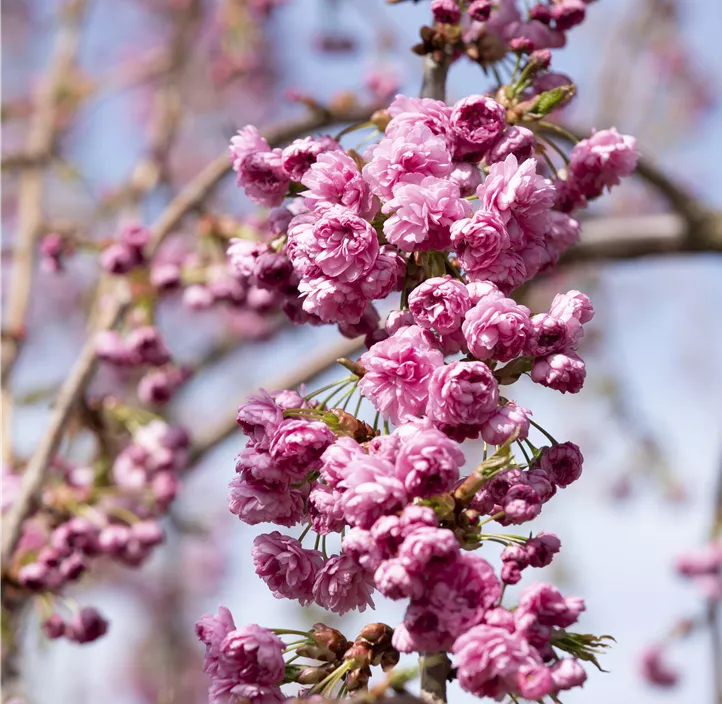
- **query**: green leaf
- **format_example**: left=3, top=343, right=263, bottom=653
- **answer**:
left=528, top=84, right=576, bottom=117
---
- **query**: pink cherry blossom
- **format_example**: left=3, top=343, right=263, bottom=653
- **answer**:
left=462, top=290, right=531, bottom=362
left=531, top=350, right=586, bottom=393
left=453, top=624, right=543, bottom=699
left=313, top=553, right=375, bottom=615
left=567, top=127, right=639, bottom=198
left=301, top=150, right=378, bottom=219
left=228, top=477, right=305, bottom=527
left=382, top=176, right=470, bottom=252
left=477, top=154, right=555, bottom=247
left=252, top=532, right=323, bottom=606
left=358, top=326, right=444, bottom=425
left=394, top=427, right=464, bottom=497
left=408, top=276, right=472, bottom=335
left=363, top=123, right=452, bottom=201
left=426, top=361, right=500, bottom=428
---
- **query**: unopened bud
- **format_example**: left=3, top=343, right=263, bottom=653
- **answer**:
left=380, top=648, right=401, bottom=672
left=371, top=109, right=391, bottom=133
left=329, top=409, right=376, bottom=442
left=296, top=664, right=336, bottom=685
left=310, top=623, right=349, bottom=659
left=358, top=623, right=393, bottom=646
left=344, top=641, right=373, bottom=669
left=346, top=666, right=371, bottom=692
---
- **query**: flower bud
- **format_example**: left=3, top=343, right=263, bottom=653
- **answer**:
left=42, top=614, right=66, bottom=640
left=343, top=641, right=373, bottom=670
left=380, top=648, right=401, bottom=672
left=310, top=623, right=350, bottom=659
left=131, top=520, right=165, bottom=547
left=18, top=562, right=50, bottom=590
left=468, top=0, right=491, bottom=21
left=358, top=622, right=393, bottom=646
left=59, top=553, right=86, bottom=581
left=296, top=663, right=336, bottom=685
left=345, top=666, right=371, bottom=692
left=66, top=607, right=109, bottom=644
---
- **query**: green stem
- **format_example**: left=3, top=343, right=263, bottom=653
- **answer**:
left=314, top=532, right=321, bottom=550
left=339, top=383, right=358, bottom=411
left=305, top=377, right=354, bottom=400
left=283, top=640, right=308, bottom=653
left=538, top=120, right=580, bottom=144
left=272, top=629, right=311, bottom=637
left=540, top=134, right=570, bottom=165
left=353, top=393, right=363, bottom=418
left=517, top=440, right=532, bottom=466
left=540, top=149, right=559, bottom=179
left=334, top=120, right=373, bottom=142
left=309, top=661, right=352, bottom=696
left=479, top=511, right=505, bottom=526
left=528, top=418, right=558, bottom=445
left=298, top=523, right=313, bottom=542
left=319, top=381, right=352, bottom=410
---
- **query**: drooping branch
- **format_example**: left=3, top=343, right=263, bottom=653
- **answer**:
left=0, top=102, right=379, bottom=571
left=561, top=213, right=722, bottom=264
left=186, top=335, right=368, bottom=466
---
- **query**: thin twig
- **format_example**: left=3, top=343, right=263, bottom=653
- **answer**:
left=186, top=335, right=367, bottom=465
left=1, top=0, right=88, bottom=407
left=0, top=291, right=131, bottom=567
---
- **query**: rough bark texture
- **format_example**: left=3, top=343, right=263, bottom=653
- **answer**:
left=419, top=652, right=451, bottom=704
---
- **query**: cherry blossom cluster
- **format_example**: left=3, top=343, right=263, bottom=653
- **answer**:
left=427, top=0, right=595, bottom=59
left=3, top=418, right=189, bottom=644
left=196, top=612, right=401, bottom=702
left=228, top=84, right=634, bottom=346
left=196, top=16, right=640, bottom=699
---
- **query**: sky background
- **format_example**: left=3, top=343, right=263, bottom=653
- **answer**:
left=4, top=0, right=722, bottom=702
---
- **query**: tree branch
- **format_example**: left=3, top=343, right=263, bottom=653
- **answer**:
left=561, top=212, right=722, bottom=264
left=539, top=123, right=722, bottom=256
left=0, top=293, right=131, bottom=568
left=0, top=102, right=379, bottom=570
left=419, top=53, right=451, bottom=102
left=186, top=335, right=367, bottom=466
left=419, top=653, right=451, bottom=704
left=1, top=0, right=87, bottom=383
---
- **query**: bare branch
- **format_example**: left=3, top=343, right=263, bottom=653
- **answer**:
left=0, top=290, right=131, bottom=567
left=0, top=102, right=379, bottom=569
left=187, top=335, right=367, bottom=465
left=1, top=0, right=88, bottom=382
left=419, top=53, right=451, bottom=102
left=562, top=213, right=722, bottom=264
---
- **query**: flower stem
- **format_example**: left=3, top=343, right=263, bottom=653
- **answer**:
left=479, top=511, right=505, bottom=526
left=538, top=120, right=580, bottom=144
left=528, top=418, right=558, bottom=445
left=309, top=660, right=352, bottom=696
left=517, top=440, right=531, bottom=465
left=271, top=629, right=311, bottom=637
left=298, top=523, right=312, bottom=543
left=305, top=377, right=354, bottom=400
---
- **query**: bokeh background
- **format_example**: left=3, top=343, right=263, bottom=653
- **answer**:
left=2, top=0, right=722, bottom=702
